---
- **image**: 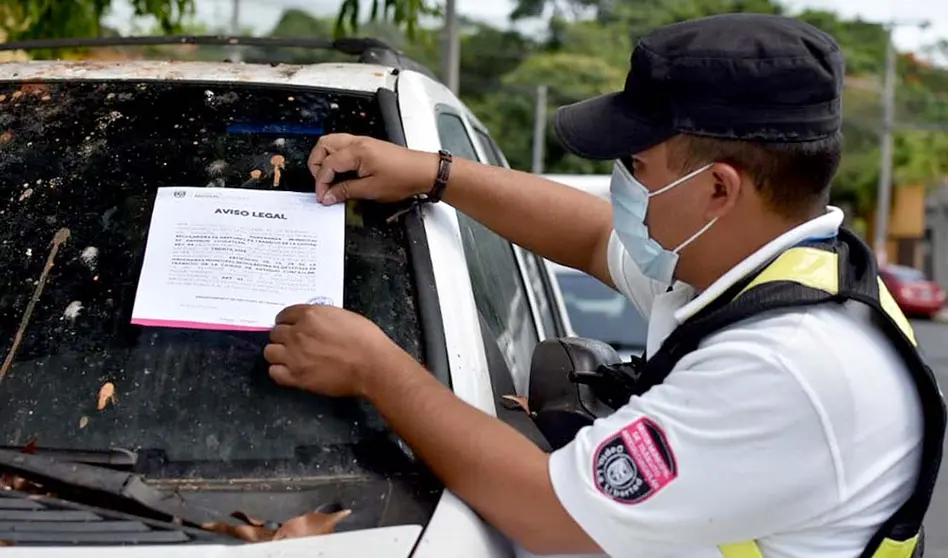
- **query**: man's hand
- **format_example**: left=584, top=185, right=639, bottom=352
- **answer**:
left=263, top=302, right=598, bottom=555
left=263, top=304, right=399, bottom=398
left=308, top=133, right=439, bottom=206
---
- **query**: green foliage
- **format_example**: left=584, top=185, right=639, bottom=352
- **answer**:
left=9, top=0, right=948, bottom=216
left=0, top=0, right=194, bottom=40
left=334, top=0, right=440, bottom=40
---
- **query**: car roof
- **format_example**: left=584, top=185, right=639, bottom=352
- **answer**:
left=0, top=60, right=399, bottom=92
left=542, top=174, right=610, bottom=200
left=546, top=260, right=585, bottom=275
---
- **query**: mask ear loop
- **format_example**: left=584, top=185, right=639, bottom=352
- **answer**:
left=673, top=217, right=718, bottom=254
left=652, top=162, right=717, bottom=254
left=648, top=163, right=714, bottom=198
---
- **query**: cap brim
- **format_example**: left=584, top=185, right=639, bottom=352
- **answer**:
left=553, top=92, right=674, bottom=160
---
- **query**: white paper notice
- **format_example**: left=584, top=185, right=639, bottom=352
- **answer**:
left=131, top=187, right=345, bottom=331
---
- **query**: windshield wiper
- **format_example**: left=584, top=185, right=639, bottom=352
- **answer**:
left=0, top=446, right=137, bottom=470
left=0, top=449, right=226, bottom=527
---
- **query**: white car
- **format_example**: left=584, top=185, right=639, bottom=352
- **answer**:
left=0, top=38, right=574, bottom=557
left=541, top=175, right=647, bottom=359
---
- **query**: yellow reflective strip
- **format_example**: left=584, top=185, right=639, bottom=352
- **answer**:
left=877, top=278, right=918, bottom=346
left=871, top=535, right=919, bottom=558
left=720, top=536, right=917, bottom=558
left=718, top=541, right=764, bottom=558
left=739, top=247, right=839, bottom=296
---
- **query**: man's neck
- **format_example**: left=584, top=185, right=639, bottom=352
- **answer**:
left=683, top=211, right=820, bottom=292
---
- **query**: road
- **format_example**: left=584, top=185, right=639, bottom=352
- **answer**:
left=915, top=318, right=948, bottom=558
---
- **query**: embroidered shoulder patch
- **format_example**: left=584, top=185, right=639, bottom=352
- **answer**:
left=592, top=416, right=678, bottom=504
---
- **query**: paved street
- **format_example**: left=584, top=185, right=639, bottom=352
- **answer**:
left=915, top=319, right=948, bottom=557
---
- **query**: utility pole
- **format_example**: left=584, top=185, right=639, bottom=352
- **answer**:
left=441, top=0, right=460, bottom=95
left=872, top=19, right=929, bottom=265
left=229, top=0, right=242, bottom=63
left=531, top=85, right=548, bottom=174
left=873, top=25, right=896, bottom=264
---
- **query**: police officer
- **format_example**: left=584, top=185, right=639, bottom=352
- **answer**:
left=263, top=13, right=944, bottom=558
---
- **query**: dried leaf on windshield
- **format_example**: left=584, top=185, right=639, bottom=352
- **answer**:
left=273, top=510, right=351, bottom=540
left=501, top=395, right=531, bottom=415
left=21, top=437, right=38, bottom=455
left=0, top=540, right=13, bottom=546
left=270, top=155, right=285, bottom=188
left=97, top=382, right=116, bottom=410
left=200, top=509, right=351, bottom=543
left=0, top=474, right=39, bottom=493
left=79, top=416, right=89, bottom=429
left=230, top=511, right=267, bottom=527
left=200, top=520, right=277, bottom=542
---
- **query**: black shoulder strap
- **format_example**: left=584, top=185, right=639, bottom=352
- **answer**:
left=845, top=296, right=946, bottom=556
left=634, top=227, right=945, bottom=556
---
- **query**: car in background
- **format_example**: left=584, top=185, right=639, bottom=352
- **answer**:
left=546, top=262, right=648, bottom=358
left=542, top=174, right=610, bottom=198
left=540, top=174, right=647, bottom=357
left=880, top=264, right=946, bottom=319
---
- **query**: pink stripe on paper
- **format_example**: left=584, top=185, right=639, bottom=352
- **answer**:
left=131, top=318, right=270, bottom=332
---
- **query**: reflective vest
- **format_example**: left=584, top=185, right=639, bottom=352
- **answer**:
left=620, top=228, right=946, bottom=558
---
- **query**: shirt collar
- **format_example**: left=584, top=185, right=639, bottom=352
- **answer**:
left=672, top=206, right=845, bottom=324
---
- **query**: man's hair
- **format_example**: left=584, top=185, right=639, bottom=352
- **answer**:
left=666, top=132, right=843, bottom=220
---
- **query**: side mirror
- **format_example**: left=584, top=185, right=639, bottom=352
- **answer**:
left=527, top=338, right=622, bottom=449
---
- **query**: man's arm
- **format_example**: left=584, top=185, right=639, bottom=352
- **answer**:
left=356, top=324, right=840, bottom=558
left=308, top=135, right=616, bottom=288
left=441, top=158, right=615, bottom=288
left=361, top=342, right=601, bottom=556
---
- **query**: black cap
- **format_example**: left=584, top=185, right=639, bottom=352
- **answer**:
left=553, top=13, right=845, bottom=160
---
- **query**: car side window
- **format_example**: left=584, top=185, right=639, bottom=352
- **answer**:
left=456, top=215, right=540, bottom=395
left=473, top=128, right=503, bottom=167
left=468, top=126, right=561, bottom=340
left=517, top=250, right=562, bottom=339
left=434, top=110, right=541, bottom=394
left=435, top=111, right=480, bottom=161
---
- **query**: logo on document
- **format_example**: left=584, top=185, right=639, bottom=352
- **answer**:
left=173, top=190, right=187, bottom=198
left=306, top=296, right=334, bottom=306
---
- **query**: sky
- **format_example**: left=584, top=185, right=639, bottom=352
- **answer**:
left=104, top=0, right=948, bottom=59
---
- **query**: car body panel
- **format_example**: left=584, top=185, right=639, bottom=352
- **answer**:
left=0, top=60, right=398, bottom=92
left=2, top=525, right=422, bottom=558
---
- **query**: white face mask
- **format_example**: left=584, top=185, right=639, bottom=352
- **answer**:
left=610, top=159, right=716, bottom=285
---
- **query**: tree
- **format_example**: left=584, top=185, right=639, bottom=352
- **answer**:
left=469, top=50, right=626, bottom=173
left=334, top=0, right=440, bottom=39
left=0, top=0, right=195, bottom=41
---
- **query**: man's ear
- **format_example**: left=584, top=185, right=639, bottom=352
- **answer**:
left=706, top=163, right=742, bottom=220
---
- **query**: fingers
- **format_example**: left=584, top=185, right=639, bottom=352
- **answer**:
left=314, top=150, right=363, bottom=205
left=269, top=324, right=293, bottom=344
left=263, top=343, right=288, bottom=365
left=274, top=304, right=311, bottom=325
left=268, top=364, right=294, bottom=386
left=308, top=133, right=356, bottom=178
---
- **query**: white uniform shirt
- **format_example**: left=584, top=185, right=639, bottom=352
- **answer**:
left=545, top=207, right=924, bottom=558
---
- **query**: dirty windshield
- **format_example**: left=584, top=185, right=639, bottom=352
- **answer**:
left=0, top=80, right=424, bottom=482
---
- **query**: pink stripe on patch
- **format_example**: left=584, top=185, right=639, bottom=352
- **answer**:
left=131, top=318, right=270, bottom=332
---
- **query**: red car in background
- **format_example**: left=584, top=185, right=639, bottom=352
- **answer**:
left=879, top=265, right=946, bottom=319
